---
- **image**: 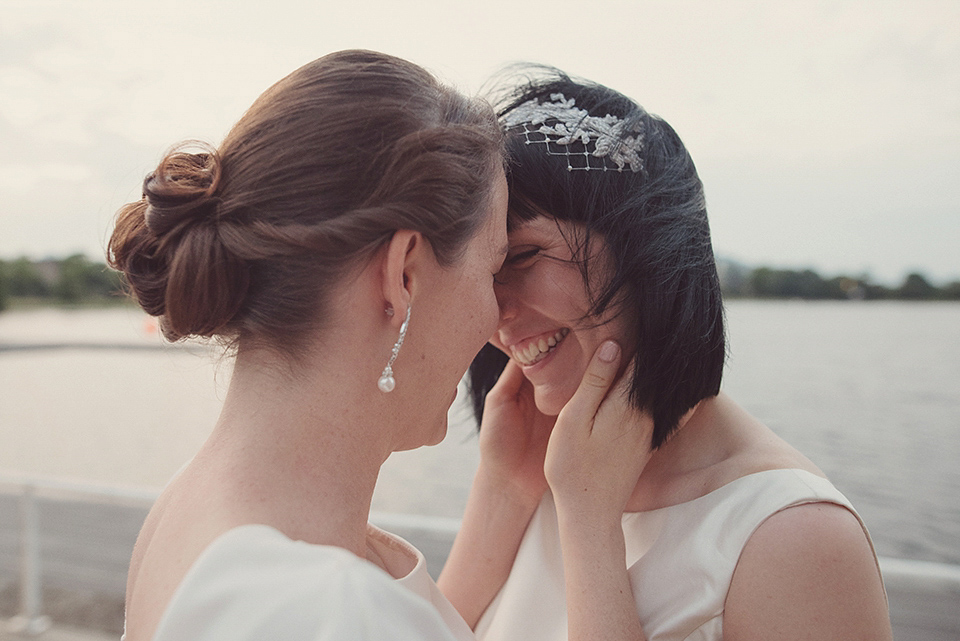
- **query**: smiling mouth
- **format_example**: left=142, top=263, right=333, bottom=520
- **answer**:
left=510, top=328, right=570, bottom=366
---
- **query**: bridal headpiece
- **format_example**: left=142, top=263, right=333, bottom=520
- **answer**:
left=502, top=93, right=644, bottom=173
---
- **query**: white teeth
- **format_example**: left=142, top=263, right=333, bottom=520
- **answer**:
left=511, top=328, right=569, bottom=366
left=524, top=344, right=537, bottom=362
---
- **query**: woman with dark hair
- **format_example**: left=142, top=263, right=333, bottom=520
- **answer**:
left=109, top=50, right=508, bottom=641
left=438, top=70, right=892, bottom=641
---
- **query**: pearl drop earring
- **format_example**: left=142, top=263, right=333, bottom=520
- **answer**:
left=378, top=305, right=410, bottom=393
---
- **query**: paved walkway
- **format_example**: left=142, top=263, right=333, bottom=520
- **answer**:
left=1, top=622, right=114, bottom=641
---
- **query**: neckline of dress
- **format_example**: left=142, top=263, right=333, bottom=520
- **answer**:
left=618, top=467, right=828, bottom=518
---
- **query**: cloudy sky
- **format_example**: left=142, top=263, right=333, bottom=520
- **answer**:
left=1, top=0, right=958, bottom=284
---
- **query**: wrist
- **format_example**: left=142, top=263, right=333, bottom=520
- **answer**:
left=474, top=463, right=544, bottom=513
left=556, top=509, right=626, bottom=559
left=554, top=497, right=624, bottom=537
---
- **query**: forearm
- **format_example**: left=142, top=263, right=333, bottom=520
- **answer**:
left=438, top=464, right=542, bottom=628
left=556, top=510, right=646, bottom=641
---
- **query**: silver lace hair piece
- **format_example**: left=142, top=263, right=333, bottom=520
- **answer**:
left=501, top=93, right=644, bottom=173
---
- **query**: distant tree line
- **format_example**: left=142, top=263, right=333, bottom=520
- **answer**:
left=718, top=260, right=960, bottom=301
left=0, top=254, right=125, bottom=311
left=0, top=255, right=958, bottom=313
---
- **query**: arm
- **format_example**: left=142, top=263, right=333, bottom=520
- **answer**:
left=724, top=502, right=893, bottom=641
left=438, top=360, right=556, bottom=627
left=437, top=463, right=540, bottom=627
left=545, top=341, right=652, bottom=641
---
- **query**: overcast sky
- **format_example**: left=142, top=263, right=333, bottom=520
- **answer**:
left=1, top=0, right=957, bottom=284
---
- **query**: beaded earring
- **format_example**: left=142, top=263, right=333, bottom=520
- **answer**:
left=378, top=305, right=410, bottom=393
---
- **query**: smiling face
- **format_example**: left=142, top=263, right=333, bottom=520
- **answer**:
left=492, top=214, right=632, bottom=416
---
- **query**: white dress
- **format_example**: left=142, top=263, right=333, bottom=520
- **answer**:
left=148, top=523, right=474, bottom=641
left=476, top=468, right=882, bottom=641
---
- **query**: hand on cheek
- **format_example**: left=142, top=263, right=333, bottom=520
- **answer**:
left=545, top=341, right=654, bottom=524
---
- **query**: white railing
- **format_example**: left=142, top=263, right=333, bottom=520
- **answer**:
left=0, top=474, right=160, bottom=635
left=2, top=474, right=959, bottom=639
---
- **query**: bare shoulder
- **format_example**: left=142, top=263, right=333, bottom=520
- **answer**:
left=125, top=491, right=168, bottom=603
left=124, top=472, right=236, bottom=641
left=637, top=395, right=826, bottom=510
left=724, top=502, right=892, bottom=641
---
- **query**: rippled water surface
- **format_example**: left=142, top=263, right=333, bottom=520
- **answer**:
left=1, top=301, right=958, bottom=564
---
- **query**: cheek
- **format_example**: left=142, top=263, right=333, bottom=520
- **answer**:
left=446, top=272, right=499, bottom=360
left=531, top=329, right=597, bottom=414
left=475, top=278, right=500, bottom=342
left=486, top=275, right=502, bottom=323
left=513, top=267, right=587, bottom=322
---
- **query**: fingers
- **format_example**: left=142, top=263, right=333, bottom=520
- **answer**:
left=484, top=359, right=527, bottom=407
left=593, top=357, right=635, bottom=426
left=594, top=356, right=655, bottom=460
left=557, top=341, right=621, bottom=429
left=486, top=358, right=525, bottom=404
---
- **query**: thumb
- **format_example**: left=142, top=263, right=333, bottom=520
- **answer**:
left=557, top=341, right=621, bottom=429
left=487, top=358, right=526, bottom=403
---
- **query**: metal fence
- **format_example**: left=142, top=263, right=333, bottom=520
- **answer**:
left=2, top=474, right=959, bottom=640
left=0, top=475, right=158, bottom=635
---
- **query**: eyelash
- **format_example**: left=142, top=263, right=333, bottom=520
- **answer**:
left=493, top=248, right=539, bottom=285
left=506, top=248, right=540, bottom=265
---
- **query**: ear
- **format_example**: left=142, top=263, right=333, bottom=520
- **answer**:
left=381, top=230, right=424, bottom=328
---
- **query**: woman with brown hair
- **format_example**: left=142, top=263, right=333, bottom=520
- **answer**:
left=109, top=50, right=508, bottom=641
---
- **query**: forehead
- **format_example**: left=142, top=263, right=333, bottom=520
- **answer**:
left=507, top=213, right=569, bottom=241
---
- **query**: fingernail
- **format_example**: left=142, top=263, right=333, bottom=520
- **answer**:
left=598, top=341, right=619, bottom=363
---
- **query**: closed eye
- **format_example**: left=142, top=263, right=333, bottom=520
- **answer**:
left=494, top=247, right=541, bottom=284
left=505, top=248, right=540, bottom=267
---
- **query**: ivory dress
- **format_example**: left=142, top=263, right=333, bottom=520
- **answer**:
left=147, top=523, right=474, bottom=641
left=475, top=468, right=882, bottom=641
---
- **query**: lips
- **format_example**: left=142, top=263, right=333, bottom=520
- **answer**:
left=509, top=328, right=570, bottom=366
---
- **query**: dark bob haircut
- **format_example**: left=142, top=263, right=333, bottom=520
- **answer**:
left=468, top=67, right=726, bottom=449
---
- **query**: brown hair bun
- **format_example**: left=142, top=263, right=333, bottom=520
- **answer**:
left=108, top=50, right=503, bottom=355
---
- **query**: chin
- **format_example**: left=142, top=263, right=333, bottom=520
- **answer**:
left=533, top=385, right=572, bottom=417
left=420, top=409, right=449, bottom=448
left=425, top=417, right=448, bottom=447
left=393, top=413, right=447, bottom=452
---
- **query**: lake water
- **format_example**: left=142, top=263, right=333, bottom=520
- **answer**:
left=1, top=302, right=958, bottom=565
